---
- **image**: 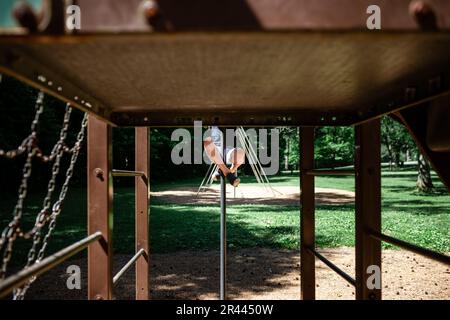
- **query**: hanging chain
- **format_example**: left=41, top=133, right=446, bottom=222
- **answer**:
left=0, top=90, right=72, bottom=162
left=19, top=105, right=72, bottom=241
left=0, top=135, right=73, bottom=161
left=13, top=113, right=88, bottom=300
left=0, top=91, right=44, bottom=280
left=0, top=85, right=89, bottom=299
left=36, top=113, right=88, bottom=262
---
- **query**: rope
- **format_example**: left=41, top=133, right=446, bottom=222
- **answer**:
left=237, top=127, right=282, bottom=197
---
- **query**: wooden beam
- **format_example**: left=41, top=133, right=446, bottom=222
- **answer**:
left=355, top=119, right=382, bottom=300
left=87, top=115, right=113, bottom=300
left=300, top=127, right=315, bottom=300
left=135, top=127, right=150, bottom=300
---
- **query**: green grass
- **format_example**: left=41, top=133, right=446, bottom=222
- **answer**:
left=1, top=170, right=449, bottom=268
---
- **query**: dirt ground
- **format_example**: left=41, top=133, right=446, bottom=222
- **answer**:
left=24, top=247, right=449, bottom=300
left=151, top=185, right=355, bottom=206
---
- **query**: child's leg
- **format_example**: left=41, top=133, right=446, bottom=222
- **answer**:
left=228, top=148, right=245, bottom=173
left=204, top=137, right=231, bottom=175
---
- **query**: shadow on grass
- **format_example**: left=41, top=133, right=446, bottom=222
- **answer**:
left=149, top=205, right=300, bottom=253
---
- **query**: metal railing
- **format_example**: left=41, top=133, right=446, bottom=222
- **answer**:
left=304, top=169, right=355, bottom=176
left=368, top=230, right=450, bottom=265
left=0, top=232, right=103, bottom=299
left=111, top=170, right=146, bottom=177
left=113, top=248, right=146, bottom=285
left=307, top=247, right=356, bottom=287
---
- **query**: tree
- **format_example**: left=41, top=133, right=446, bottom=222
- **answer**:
left=279, top=127, right=299, bottom=172
left=417, top=153, right=434, bottom=192
left=381, top=116, right=416, bottom=170
left=314, top=127, right=354, bottom=168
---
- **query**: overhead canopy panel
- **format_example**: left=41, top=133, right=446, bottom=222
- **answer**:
left=0, top=0, right=449, bottom=126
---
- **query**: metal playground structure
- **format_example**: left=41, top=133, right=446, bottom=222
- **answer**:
left=0, top=0, right=450, bottom=300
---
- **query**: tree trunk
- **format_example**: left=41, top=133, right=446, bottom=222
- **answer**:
left=417, top=154, right=434, bottom=192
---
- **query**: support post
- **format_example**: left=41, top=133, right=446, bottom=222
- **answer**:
left=355, top=119, right=382, bottom=300
left=135, top=127, right=150, bottom=300
left=87, top=116, right=113, bottom=300
left=220, top=127, right=227, bottom=300
left=299, top=127, right=315, bottom=300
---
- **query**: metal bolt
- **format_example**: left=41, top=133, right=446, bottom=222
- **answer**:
left=142, top=0, right=159, bottom=20
left=409, top=1, right=437, bottom=31
left=94, top=168, right=104, bottom=179
left=12, top=0, right=40, bottom=33
left=405, top=87, right=416, bottom=103
left=410, top=1, right=432, bottom=16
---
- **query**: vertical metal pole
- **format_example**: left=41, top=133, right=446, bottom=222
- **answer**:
left=233, top=133, right=237, bottom=199
left=135, top=127, right=150, bottom=300
left=87, top=116, right=113, bottom=300
left=220, top=127, right=227, bottom=300
left=300, top=127, right=315, bottom=300
left=355, top=119, right=382, bottom=300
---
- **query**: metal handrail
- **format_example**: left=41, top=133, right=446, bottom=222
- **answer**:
left=304, top=169, right=355, bottom=176
left=368, top=230, right=450, bottom=265
left=111, top=170, right=146, bottom=177
left=0, top=231, right=103, bottom=299
left=113, top=248, right=146, bottom=285
left=307, top=247, right=356, bottom=287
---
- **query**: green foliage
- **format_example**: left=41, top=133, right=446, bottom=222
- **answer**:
left=279, top=127, right=299, bottom=171
left=314, top=127, right=354, bottom=168
left=381, top=116, right=417, bottom=166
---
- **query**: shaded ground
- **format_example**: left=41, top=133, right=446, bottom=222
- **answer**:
left=151, top=186, right=355, bottom=206
left=24, top=247, right=449, bottom=300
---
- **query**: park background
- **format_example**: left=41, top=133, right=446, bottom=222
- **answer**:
left=0, top=75, right=449, bottom=299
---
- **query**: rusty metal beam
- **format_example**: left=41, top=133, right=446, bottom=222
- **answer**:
left=300, top=127, right=315, bottom=300
left=0, top=46, right=110, bottom=124
left=87, top=116, right=113, bottom=300
left=396, top=102, right=450, bottom=192
left=75, top=0, right=450, bottom=32
left=355, top=119, right=382, bottom=300
left=1, top=31, right=450, bottom=127
left=135, top=127, right=150, bottom=300
left=110, top=110, right=356, bottom=127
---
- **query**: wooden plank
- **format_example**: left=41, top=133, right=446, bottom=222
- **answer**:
left=299, top=127, right=315, bottom=300
left=87, top=115, right=113, bottom=300
left=355, top=119, right=382, bottom=300
left=135, top=127, right=150, bottom=300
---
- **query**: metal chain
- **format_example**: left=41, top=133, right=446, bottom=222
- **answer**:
left=18, top=105, right=72, bottom=241
left=13, top=112, right=88, bottom=300
left=0, top=91, right=44, bottom=279
left=0, top=136, right=73, bottom=161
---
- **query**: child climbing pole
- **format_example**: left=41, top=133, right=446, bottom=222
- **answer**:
left=203, top=126, right=245, bottom=187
